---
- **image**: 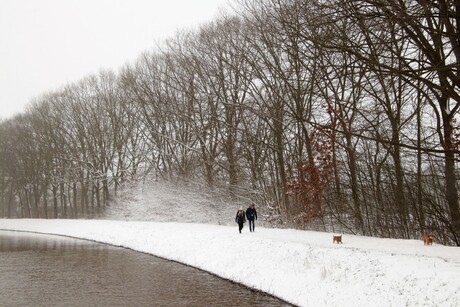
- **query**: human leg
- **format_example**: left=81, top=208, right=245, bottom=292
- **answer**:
left=249, top=220, right=254, bottom=232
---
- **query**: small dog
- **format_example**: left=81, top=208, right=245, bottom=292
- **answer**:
left=333, top=235, right=342, bottom=244
left=423, top=233, right=433, bottom=245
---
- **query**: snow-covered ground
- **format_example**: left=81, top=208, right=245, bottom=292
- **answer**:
left=1, top=218, right=459, bottom=307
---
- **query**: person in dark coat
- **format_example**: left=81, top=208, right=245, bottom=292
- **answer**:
left=246, top=203, right=258, bottom=232
left=235, top=207, right=246, bottom=233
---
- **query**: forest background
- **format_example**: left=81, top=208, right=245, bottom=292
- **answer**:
left=1, top=0, right=460, bottom=246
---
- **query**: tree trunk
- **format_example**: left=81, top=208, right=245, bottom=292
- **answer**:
left=52, top=185, right=58, bottom=218
left=443, top=119, right=460, bottom=244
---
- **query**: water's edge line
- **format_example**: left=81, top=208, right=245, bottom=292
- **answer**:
left=0, top=228, right=297, bottom=307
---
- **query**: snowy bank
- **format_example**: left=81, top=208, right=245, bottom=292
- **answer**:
left=1, top=219, right=459, bottom=307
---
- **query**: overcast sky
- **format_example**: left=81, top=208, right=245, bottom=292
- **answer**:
left=0, top=0, right=231, bottom=119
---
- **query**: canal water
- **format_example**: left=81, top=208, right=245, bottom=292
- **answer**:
left=0, top=230, right=291, bottom=306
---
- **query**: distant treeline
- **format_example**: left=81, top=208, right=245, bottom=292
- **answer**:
left=1, top=0, right=459, bottom=245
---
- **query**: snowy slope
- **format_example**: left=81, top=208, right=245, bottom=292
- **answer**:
left=1, top=219, right=459, bottom=307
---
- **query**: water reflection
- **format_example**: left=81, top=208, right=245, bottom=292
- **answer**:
left=0, top=230, right=291, bottom=306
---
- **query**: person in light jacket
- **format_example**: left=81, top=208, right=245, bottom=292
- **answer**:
left=235, top=207, right=246, bottom=233
left=246, top=203, right=258, bottom=232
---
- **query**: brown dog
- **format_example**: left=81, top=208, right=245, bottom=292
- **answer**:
left=423, top=233, right=433, bottom=245
left=333, top=235, right=342, bottom=244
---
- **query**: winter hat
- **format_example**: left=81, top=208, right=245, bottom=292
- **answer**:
left=239, top=207, right=243, bottom=210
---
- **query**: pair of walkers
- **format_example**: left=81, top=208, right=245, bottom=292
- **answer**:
left=235, top=203, right=258, bottom=233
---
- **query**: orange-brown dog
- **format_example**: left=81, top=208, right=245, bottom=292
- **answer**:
left=423, top=233, right=433, bottom=245
left=333, top=235, right=342, bottom=244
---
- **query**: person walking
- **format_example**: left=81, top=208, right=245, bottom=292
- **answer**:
left=246, top=203, right=258, bottom=232
left=235, top=207, right=246, bottom=233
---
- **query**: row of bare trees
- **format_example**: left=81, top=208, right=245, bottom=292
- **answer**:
left=1, top=0, right=459, bottom=244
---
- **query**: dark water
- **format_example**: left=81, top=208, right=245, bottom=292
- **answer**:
left=0, top=230, right=291, bottom=307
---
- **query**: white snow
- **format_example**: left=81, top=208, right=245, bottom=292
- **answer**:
left=1, top=218, right=459, bottom=307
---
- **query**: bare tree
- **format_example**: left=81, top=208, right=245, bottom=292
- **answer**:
left=311, top=0, right=460, bottom=243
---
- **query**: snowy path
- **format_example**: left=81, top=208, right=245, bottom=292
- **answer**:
left=1, top=219, right=459, bottom=307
